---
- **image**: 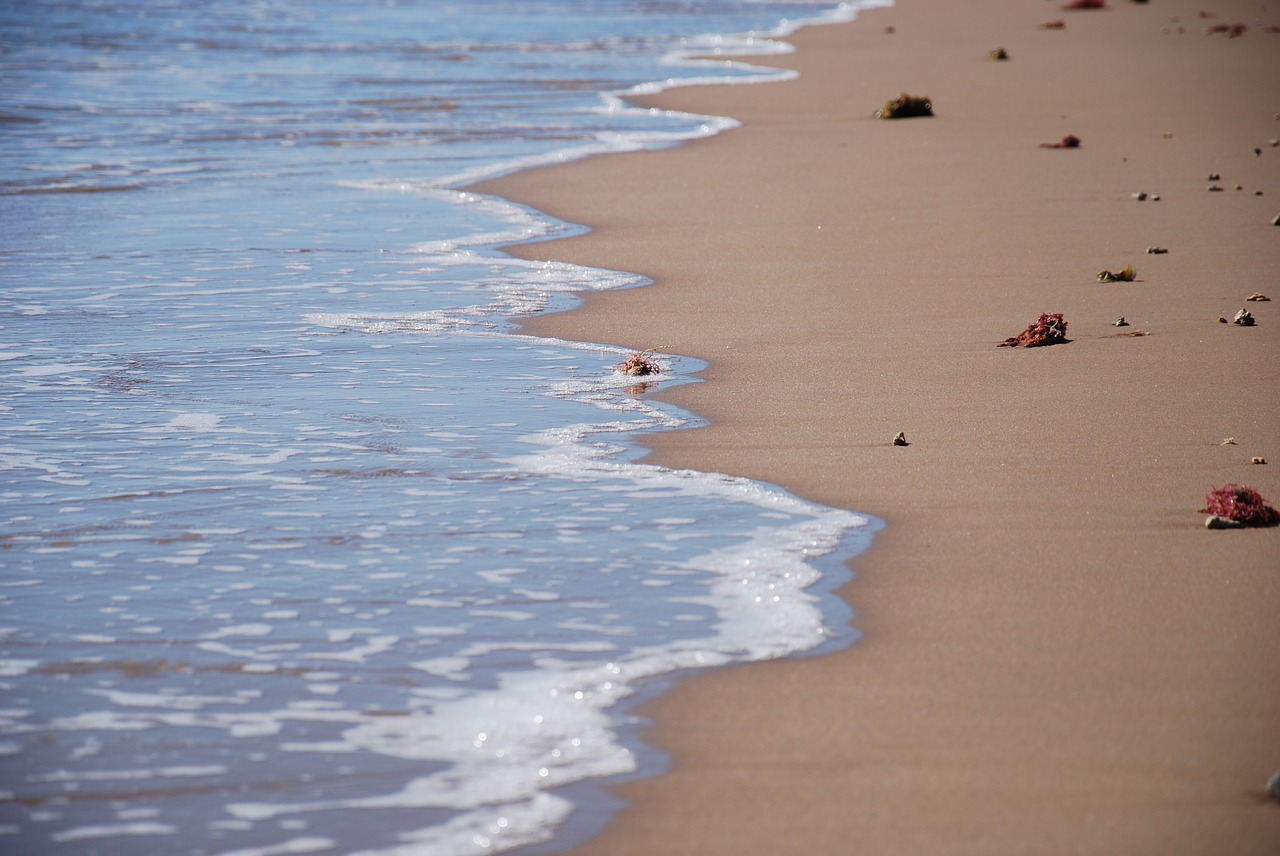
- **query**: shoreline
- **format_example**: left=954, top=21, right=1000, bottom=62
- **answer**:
left=477, top=1, right=1280, bottom=852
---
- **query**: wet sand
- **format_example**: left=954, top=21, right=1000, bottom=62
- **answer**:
left=476, top=0, right=1280, bottom=852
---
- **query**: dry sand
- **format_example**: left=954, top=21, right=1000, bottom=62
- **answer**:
left=476, top=0, right=1280, bottom=852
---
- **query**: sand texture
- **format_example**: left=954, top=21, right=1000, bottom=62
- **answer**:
left=475, top=0, right=1280, bottom=852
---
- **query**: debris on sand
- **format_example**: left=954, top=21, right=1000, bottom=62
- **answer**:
left=875, top=93, right=933, bottom=119
left=616, top=348, right=664, bottom=376
left=1040, top=134, right=1081, bottom=149
left=1201, top=484, right=1280, bottom=528
left=1097, top=264, right=1136, bottom=283
left=998, top=313, right=1069, bottom=348
left=1246, top=292, right=1270, bottom=302
left=1205, top=23, right=1247, bottom=37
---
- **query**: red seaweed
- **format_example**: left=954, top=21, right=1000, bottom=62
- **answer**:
left=616, top=348, right=664, bottom=377
left=998, top=313, right=1069, bottom=348
left=1200, top=485, right=1280, bottom=527
left=1040, top=134, right=1081, bottom=149
left=1206, top=23, right=1247, bottom=36
left=1064, top=0, right=1106, bottom=8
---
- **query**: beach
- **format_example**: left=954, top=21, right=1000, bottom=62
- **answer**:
left=475, top=0, right=1280, bottom=853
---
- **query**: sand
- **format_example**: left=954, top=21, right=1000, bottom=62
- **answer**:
left=474, top=0, right=1280, bottom=852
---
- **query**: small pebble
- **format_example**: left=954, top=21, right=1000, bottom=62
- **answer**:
left=1268, top=770, right=1280, bottom=802
left=1233, top=308, right=1256, bottom=326
left=1208, top=172, right=1221, bottom=180
left=1208, top=185, right=1224, bottom=192
left=1146, top=247, right=1168, bottom=254
left=1272, top=213, right=1280, bottom=226
left=1252, top=457, right=1267, bottom=465
left=1217, top=316, right=1229, bottom=324
left=1205, top=515, right=1244, bottom=529
left=1255, top=148, right=1263, bottom=157
left=1246, top=292, right=1270, bottom=302
left=1113, top=317, right=1129, bottom=327
left=893, top=432, right=909, bottom=447
left=1132, top=191, right=1148, bottom=201
left=1221, top=437, right=1237, bottom=445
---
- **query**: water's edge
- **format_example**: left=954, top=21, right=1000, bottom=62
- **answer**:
left=469, top=9, right=889, bottom=853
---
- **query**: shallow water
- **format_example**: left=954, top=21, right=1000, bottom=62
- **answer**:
left=0, top=2, right=883, bottom=853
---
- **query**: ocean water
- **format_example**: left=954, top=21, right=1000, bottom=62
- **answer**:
left=0, top=2, right=884, bottom=854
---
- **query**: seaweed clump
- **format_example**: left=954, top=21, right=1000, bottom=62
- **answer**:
left=876, top=93, right=933, bottom=119
left=998, top=313, right=1069, bottom=348
left=1201, top=484, right=1280, bottom=527
left=1040, top=134, right=1081, bottom=149
left=616, top=348, right=664, bottom=377
left=1064, top=0, right=1107, bottom=8
left=1097, top=264, right=1136, bottom=282
left=1206, top=23, right=1247, bottom=37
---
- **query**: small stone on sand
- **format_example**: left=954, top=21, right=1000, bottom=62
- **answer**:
left=893, top=432, right=909, bottom=447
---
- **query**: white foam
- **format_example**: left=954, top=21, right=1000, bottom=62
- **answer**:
left=53, top=822, right=176, bottom=842
left=0, top=660, right=38, bottom=677
left=210, top=837, right=334, bottom=856
left=350, top=794, right=571, bottom=856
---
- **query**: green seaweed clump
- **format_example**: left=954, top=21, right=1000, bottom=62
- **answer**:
left=1097, top=264, right=1136, bottom=283
left=876, top=93, right=933, bottom=119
